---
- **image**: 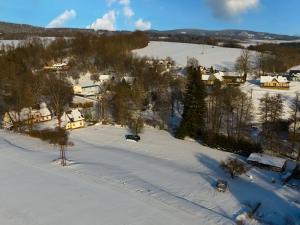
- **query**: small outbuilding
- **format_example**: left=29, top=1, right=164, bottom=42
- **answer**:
left=247, top=153, right=287, bottom=172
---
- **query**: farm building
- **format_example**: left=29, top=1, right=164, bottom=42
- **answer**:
left=247, top=153, right=287, bottom=172
left=260, top=76, right=289, bottom=89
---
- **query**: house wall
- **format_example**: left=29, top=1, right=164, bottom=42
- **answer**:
left=73, top=86, right=82, bottom=94
left=261, top=81, right=289, bottom=89
left=249, top=161, right=285, bottom=172
left=2, top=113, right=12, bottom=128
left=66, top=120, right=85, bottom=130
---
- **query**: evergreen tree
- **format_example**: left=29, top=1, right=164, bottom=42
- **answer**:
left=175, top=67, right=207, bottom=139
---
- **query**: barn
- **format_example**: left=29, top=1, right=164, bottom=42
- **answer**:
left=247, top=153, right=287, bottom=172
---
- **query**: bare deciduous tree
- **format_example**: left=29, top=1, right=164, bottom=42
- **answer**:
left=235, top=49, right=252, bottom=81
left=43, top=73, right=73, bottom=128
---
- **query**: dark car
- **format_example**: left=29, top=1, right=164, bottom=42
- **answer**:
left=216, top=179, right=228, bottom=192
left=125, top=134, right=141, bottom=142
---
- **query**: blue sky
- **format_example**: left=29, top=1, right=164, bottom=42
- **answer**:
left=0, top=0, right=299, bottom=35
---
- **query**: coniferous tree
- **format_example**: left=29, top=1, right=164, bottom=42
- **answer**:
left=175, top=67, right=207, bottom=139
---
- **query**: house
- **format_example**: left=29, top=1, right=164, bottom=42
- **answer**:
left=289, top=70, right=300, bottom=76
left=288, top=73, right=300, bottom=82
left=247, top=153, right=287, bottom=172
left=44, top=62, right=69, bottom=71
left=81, top=85, right=101, bottom=97
left=2, top=108, right=32, bottom=129
left=2, top=103, right=51, bottom=129
left=202, top=72, right=224, bottom=86
left=61, top=109, right=85, bottom=130
left=260, top=76, right=289, bottom=89
left=31, top=103, right=52, bottom=123
left=99, top=75, right=114, bottom=83
left=73, top=85, right=101, bottom=97
left=121, top=76, right=136, bottom=85
left=222, top=72, right=245, bottom=85
left=73, top=85, right=83, bottom=95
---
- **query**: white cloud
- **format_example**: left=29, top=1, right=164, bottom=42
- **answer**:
left=87, top=10, right=116, bottom=31
left=205, top=0, right=260, bottom=20
left=106, top=0, right=116, bottom=6
left=135, top=18, right=151, bottom=30
left=107, top=0, right=130, bottom=6
left=108, top=0, right=133, bottom=18
left=123, top=6, right=134, bottom=18
left=47, top=9, right=77, bottom=28
left=119, top=0, right=130, bottom=6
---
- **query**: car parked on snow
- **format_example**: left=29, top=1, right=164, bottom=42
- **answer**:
left=216, top=179, right=228, bottom=192
left=125, top=134, right=141, bottom=142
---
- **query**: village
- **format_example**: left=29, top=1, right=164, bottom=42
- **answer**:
left=2, top=52, right=300, bottom=174
left=0, top=33, right=300, bottom=224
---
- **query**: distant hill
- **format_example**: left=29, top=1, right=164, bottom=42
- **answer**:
left=0, top=21, right=99, bottom=39
left=0, top=21, right=299, bottom=42
left=148, top=29, right=300, bottom=41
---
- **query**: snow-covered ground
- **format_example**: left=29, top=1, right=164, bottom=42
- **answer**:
left=133, top=41, right=245, bottom=70
left=0, top=125, right=299, bottom=225
left=241, top=81, right=300, bottom=121
left=239, top=39, right=300, bottom=48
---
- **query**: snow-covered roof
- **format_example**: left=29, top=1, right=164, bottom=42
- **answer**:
left=99, top=75, right=113, bottom=81
left=7, top=108, right=31, bottom=122
left=260, top=76, right=289, bottom=83
left=202, top=73, right=223, bottom=82
left=213, top=72, right=224, bottom=81
left=287, top=65, right=300, bottom=72
left=122, top=76, right=135, bottom=84
left=202, top=75, right=210, bottom=81
left=38, top=102, right=51, bottom=117
left=52, top=62, right=68, bottom=67
left=61, top=109, right=84, bottom=124
left=247, top=153, right=287, bottom=168
left=5, top=103, right=51, bottom=124
left=223, top=72, right=241, bottom=77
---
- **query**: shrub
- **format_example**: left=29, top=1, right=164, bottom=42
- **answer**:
left=175, top=125, right=187, bottom=139
left=220, top=158, right=247, bottom=179
left=202, top=132, right=262, bottom=157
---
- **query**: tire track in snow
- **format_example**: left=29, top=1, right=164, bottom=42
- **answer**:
left=69, top=137, right=235, bottom=224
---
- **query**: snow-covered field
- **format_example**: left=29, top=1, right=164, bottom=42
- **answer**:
left=242, top=81, right=300, bottom=121
left=133, top=41, right=245, bottom=70
left=0, top=37, right=58, bottom=48
left=0, top=125, right=299, bottom=225
left=239, top=39, right=300, bottom=48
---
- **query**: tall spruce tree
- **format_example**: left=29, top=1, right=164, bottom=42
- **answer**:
left=175, top=67, right=207, bottom=139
